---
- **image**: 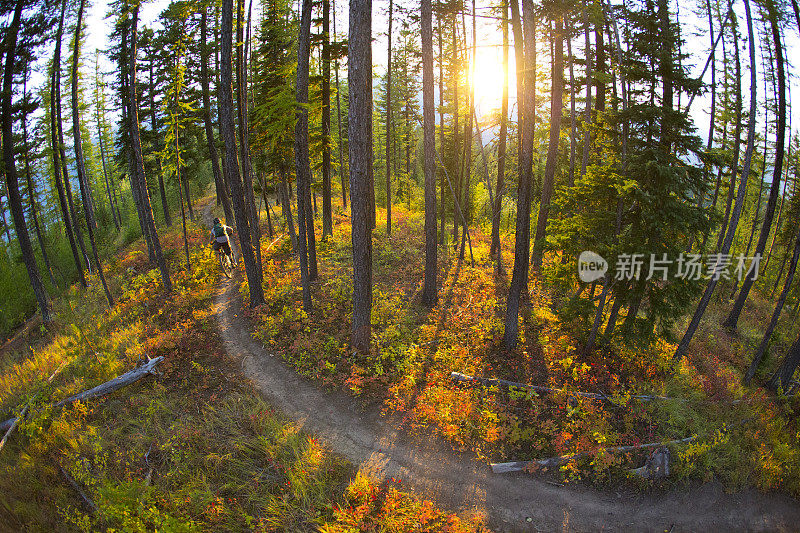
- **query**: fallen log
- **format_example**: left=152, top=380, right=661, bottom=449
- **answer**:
left=0, top=356, right=163, bottom=434
left=0, top=405, right=30, bottom=454
left=449, top=371, right=673, bottom=403
left=490, top=436, right=697, bottom=474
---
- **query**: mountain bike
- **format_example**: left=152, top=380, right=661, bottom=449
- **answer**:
left=216, top=247, right=234, bottom=278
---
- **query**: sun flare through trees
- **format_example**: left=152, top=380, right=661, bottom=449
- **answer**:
left=2, top=0, right=800, bottom=529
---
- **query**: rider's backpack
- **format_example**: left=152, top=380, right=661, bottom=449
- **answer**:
left=214, top=224, right=226, bottom=238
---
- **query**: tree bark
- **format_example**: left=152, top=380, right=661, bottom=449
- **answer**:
left=674, top=0, right=757, bottom=360
left=438, top=13, right=445, bottom=245
left=71, top=0, right=114, bottom=306
left=768, top=331, right=800, bottom=392
left=491, top=0, right=508, bottom=276
left=128, top=2, right=172, bottom=293
left=503, top=0, right=535, bottom=350
left=201, top=11, right=234, bottom=225
left=322, top=0, right=333, bottom=237
left=349, top=0, right=373, bottom=354
left=748, top=223, right=800, bottom=383
left=171, top=43, right=191, bottom=271
left=49, top=0, right=86, bottom=288
left=333, top=1, right=347, bottom=210
left=21, top=67, right=56, bottom=286
left=580, top=7, right=593, bottom=177
left=531, top=19, right=563, bottom=269
left=2, top=0, right=51, bottom=322
left=295, top=0, right=315, bottom=311
left=94, top=54, right=120, bottom=232
left=421, top=0, right=437, bottom=307
left=566, top=18, right=576, bottom=187
left=694, top=0, right=717, bottom=232
left=54, top=4, right=91, bottom=273
left=451, top=14, right=460, bottom=247
left=385, top=0, right=393, bottom=237
left=220, top=0, right=264, bottom=306
left=279, top=172, right=297, bottom=252
left=715, top=19, right=743, bottom=253
left=149, top=55, right=171, bottom=227
left=237, top=0, right=263, bottom=279
left=723, top=0, right=786, bottom=331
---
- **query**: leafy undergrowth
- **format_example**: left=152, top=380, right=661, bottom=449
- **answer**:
left=249, top=202, right=800, bottom=495
left=0, top=205, right=485, bottom=531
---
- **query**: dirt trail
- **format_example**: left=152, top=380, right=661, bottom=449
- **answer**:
left=205, top=205, right=800, bottom=532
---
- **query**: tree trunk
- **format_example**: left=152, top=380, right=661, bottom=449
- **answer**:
left=183, top=175, right=194, bottom=220
left=295, top=0, right=315, bottom=311
left=764, top=86, right=792, bottom=275
left=237, top=0, right=263, bottom=279
left=220, top=0, right=263, bottom=306
left=2, top=0, right=51, bottom=322
left=119, top=32, right=150, bottom=250
left=349, top=0, right=373, bottom=354
left=438, top=14, right=445, bottom=245
left=715, top=22, right=742, bottom=253
left=531, top=19, right=563, bottom=270
left=95, top=54, right=120, bottom=232
left=566, top=18, right=576, bottom=187
left=491, top=0, right=508, bottom=276
left=503, top=0, right=535, bottom=350
left=768, top=330, right=800, bottom=392
left=322, top=0, right=333, bottom=237
left=595, top=14, right=606, bottom=116
left=21, top=67, right=56, bottom=286
left=149, top=56, right=171, bottom=227
left=172, top=45, right=191, bottom=271
left=458, top=5, right=475, bottom=266
left=333, top=1, right=347, bottom=210
left=723, top=0, right=786, bottom=331
left=451, top=14, right=460, bottom=247
left=49, top=0, right=85, bottom=288
left=127, top=2, right=172, bottom=293
left=748, top=224, right=800, bottom=383
left=580, top=7, right=593, bottom=177
left=695, top=0, right=717, bottom=227
left=385, top=0, right=394, bottom=237
left=674, top=0, right=757, bottom=360
left=71, top=0, right=114, bottom=306
left=54, top=9, right=91, bottom=273
left=279, top=171, right=297, bottom=252
left=201, top=11, right=234, bottom=225
left=256, top=171, right=274, bottom=238
left=0, top=188, right=12, bottom=246
left=421, top=0, right=437, bottom=307
left=658, top=0, right=673, bottom=148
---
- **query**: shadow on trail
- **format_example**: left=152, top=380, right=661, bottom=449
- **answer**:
left=203, top=199, right=800, bottom=532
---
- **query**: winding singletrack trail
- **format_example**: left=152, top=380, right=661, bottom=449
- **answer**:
left=205, top=206, right=800, bottom=532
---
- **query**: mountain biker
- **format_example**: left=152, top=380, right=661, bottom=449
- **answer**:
left=211, top=218, right=234, bottom=260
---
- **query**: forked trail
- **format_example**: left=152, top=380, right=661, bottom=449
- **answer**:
left=206, top=207, right=800, bottom=532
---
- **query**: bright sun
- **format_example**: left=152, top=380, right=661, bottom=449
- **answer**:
left=468, top=44, right=516, bottom=117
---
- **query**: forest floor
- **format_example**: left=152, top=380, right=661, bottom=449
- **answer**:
left=0, top=200, right=486, bottom=532
left=204, top=203, right=800, bottom=531
left=1, top=195, right=799, bottom=531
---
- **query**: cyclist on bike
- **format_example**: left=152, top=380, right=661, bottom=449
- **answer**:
left=211, top=218, right=234, bottom=259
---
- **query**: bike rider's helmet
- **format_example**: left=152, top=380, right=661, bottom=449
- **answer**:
left=213, top=218, right=221, bottom=225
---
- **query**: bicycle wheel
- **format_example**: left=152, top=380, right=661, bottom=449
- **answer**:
left=219, top=252, right=232, bottom=278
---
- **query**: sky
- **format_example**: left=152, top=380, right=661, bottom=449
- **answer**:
left=61, top=0, right=800, bottom=148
